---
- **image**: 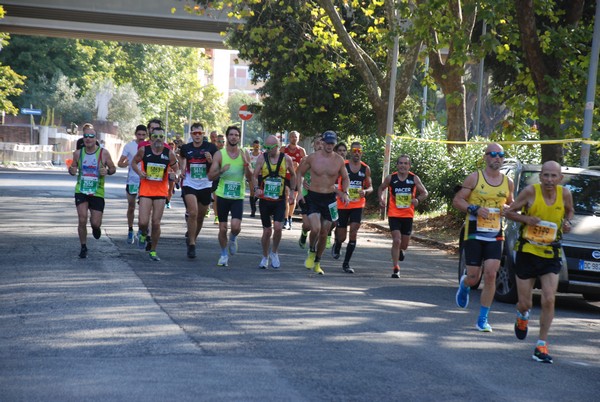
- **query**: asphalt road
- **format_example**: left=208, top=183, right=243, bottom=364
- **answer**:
left=1, top=167, right=599, bottom=401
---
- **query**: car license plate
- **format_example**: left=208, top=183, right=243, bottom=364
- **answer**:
left=579, top=260, right=600, bottom=272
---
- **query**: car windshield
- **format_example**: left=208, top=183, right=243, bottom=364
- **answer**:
left=519, top=171, right=600, bottom=216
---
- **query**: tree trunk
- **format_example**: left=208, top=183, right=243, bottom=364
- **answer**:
left=538, top=99, right=563, bottom=162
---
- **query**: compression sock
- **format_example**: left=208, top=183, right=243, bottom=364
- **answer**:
left=344, top=241, right=356, bottom=264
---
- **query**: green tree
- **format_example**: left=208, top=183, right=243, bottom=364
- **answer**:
left=0, top=6, right=25, bottom=115
left=484, top=0, right=596, bottom=162
left=188, top=0, right=422, bottom=138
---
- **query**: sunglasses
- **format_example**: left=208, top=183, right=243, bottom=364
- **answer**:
left=217, top=140, right=225, bottom=143
left=351, top=148, right=362, bottom=154
left=191, top=131, right=204, bottom=135
left=151, top=134, right=165, bottom=139
left=83, top=133, right=96, bottom=138
left=264, top=144, right=277, bottom=150
left=486, top=151, right=505, bottom=158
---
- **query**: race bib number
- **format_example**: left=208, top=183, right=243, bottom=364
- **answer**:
left=223, top=181, right=241, bottom=198
left=476, top=207, right=501, bottom=233
left=328, top=201, right=339, bottom=222
left=146, top=162, right=166, bottom=181
left=395, top=193, right=412, bottom=209
left=348, top=184, right=362, bottom=201
left=128, top=183, right=139, bottom=195
left=524, top=220, right=558, bottom=245
left=190, top=163, right=207, bottom=179
left=263, top=177, right=282, bottom=200
left=81, top=176, right=98, bottom=195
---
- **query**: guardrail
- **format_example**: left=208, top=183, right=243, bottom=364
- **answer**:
left=0, top=143, right=55, bottom=167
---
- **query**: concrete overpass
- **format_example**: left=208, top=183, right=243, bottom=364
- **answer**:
left=0, top=0, right=233, bottom=48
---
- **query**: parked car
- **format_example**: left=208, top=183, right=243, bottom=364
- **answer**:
left=458, top=160, right=600, bottom=303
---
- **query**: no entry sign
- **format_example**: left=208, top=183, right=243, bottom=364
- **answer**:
left=238, top=104, right=253, bottom=121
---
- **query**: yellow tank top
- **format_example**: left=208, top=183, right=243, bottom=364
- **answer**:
left=464, top=170, right=510, bottom=241
left=517, top=184, right=565, bottom=259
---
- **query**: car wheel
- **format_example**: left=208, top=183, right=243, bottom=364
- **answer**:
left=495, top=252, right=518, bottom=303
left=458, top=247, right=482, bottom=290
left=583, top=293, right=600, bottom=302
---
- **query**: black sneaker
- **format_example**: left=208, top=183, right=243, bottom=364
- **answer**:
left=532, top=345, right=553, bottom=364
left=515, top=316, right=529, bottom=340
left=92, top=227, right=101, bottom=239
left=342, top=263, right=354, bottom=274
left=187, top=244, right=196, bottom=259
left=399, top=250, right=405, bottom=261
left=391, top=266, right=400, bottom=278
left=331, top=242, right=341, bottom=260
left=79, top=245, right=88, bottom=259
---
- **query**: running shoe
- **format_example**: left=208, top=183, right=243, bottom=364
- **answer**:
left=214, top=217, right=219, bottom=224
left=313, top=262, right=324, bottom=275
left=532, top=345, right=553, bottom=364
left=391, top=266, right=400, bottom=278
left=455, top=275, right=470, bottom=308
left=342, top=263, right=354, bottom=274
left=138, top=233, right=146, bottom=250
left=127, top=230, right=135, bottom=244
left=228, top=237, right=238, bottom=255
left=187, top=244, right=196, bottom=259
left=298, top=233, right=307, bottom=249
left=476, top=318, right=493, bottom=332
left=217, top=255, right=229, bottom=267
left=287, top=218, right=292, bottom=230
left=283, top=220, right=290, bottom=230
left=259, top=256, right=269, bottom=269
left=515, top=315, right=529, bottom=340
left=399, top=250, right=405, bottom=261
left=270, top=252, right=281, bottom=269
left=165, top=201, right=171, bottom=209
left=149, top=251, right=160, bottom=261
left=92, top=226, right=101, bottom=239
left=305, top=251, right=316, bottom=269
left=331, top=242, right=341, bottom=260
left=79, top=245, right=88, bottom=259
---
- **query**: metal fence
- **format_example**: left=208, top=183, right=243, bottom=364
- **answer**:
left=0, top=143, right=55, bottom=167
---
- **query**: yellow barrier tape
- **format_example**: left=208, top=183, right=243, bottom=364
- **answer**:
left=386, top=134, right=600, bottom=146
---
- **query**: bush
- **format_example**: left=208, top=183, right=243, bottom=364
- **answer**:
left=359, top=122, right=542, bottom=216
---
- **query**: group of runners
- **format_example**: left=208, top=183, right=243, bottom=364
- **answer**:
left=70, top=124, right=573, bottom=364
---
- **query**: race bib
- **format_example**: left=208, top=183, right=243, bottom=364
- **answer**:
left=223, top=181, right=241, bottom=198
left=476, top=207, right=501, bottom=233
left=328, top=201, right=339, bottom=222
left=146, top=162, right=166, bottom=181
left=190, top=163, right=207, bottom=179
left=523, top=220, right=558, bottom=245
left=128, top=183, right=139, bottom=195
left=80, top=176, right=98, bottom=195
left=263, top=177, right=282, bottom=200
left=395, top=193, right=412, bottom=209
left=348, top=183, right=362, bottom=201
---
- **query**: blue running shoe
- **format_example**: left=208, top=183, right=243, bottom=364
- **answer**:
left=127, top=230, right=135, bottom=244
left=476, top=318, right=493, bottom=332
left=456, top=275, right=470, bottom=308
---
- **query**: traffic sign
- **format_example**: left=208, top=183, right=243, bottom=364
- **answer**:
left=238, top=104, right=253, bottom=121
left=21, top=108, right=42, bottom=116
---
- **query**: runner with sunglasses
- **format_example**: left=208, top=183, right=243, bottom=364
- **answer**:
left=178, top=122, right=218, bottom=259
left=453, top=143, right=514, bottom=332
left=252, top=135, right=296, bottom=269
left=131, top=127, right=180, bottom=261
left=68, top=123, right=117, bottom=258
left=331, top=142, right=373, bottom=273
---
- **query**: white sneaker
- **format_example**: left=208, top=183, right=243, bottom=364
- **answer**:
left=269, top=252, right=280, bottom=269
left=259, top=256, right=269, bottom=269
left=217, top=255, right=229, bottom=267
left=228, top=238, right=238, bottom=255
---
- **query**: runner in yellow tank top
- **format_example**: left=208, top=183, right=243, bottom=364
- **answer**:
left=453, top=143, right=514, bottom=332
left=505, top=161, right=574, bottom=364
